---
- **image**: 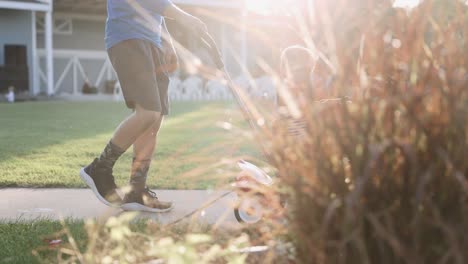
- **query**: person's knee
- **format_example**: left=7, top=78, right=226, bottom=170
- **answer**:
left=153, top=118, right=163, bottom=132
left=146, top=117, right=163, bottom=138
left=135, top=106, right=161, bottom=128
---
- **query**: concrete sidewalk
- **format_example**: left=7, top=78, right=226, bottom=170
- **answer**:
left=0, top=188, right=240, bottom=227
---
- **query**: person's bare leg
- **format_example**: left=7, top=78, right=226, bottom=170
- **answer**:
left=129, top=117, right=164, bottom=191
left=111, top=104, right=161, bottom=150
left=81, top=104, right=161, bottom=206
left=122, top=115, right=173, bottom=212
left=93, top=104, right=161, bottom=171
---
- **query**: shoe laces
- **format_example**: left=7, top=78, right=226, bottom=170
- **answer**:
left=143, top=187, right=158, bottom=199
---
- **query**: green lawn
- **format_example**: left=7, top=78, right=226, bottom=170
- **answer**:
left=0, top=218, right=256, bottom=264
left=0, top=220, right=87, bottom=264
left=0, top=101, right=259, bottom=189
left=0, top=219, right=215, bottom=264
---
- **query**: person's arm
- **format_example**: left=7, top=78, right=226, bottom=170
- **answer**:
left=161, top=18, right=174, bottom=48
left=137, top=0, right=207, bottom=32
left=137, top=0, right=172, bottom=15
left=163, top=2, right=207, bottom=33
left=160, top=18, right=179, bottom=73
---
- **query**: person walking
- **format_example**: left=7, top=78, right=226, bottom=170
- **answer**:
left=80, top=0, right=207, bottom=212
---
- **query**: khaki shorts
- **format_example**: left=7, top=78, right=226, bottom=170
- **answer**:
left=108, top=39, right=170, bottom=114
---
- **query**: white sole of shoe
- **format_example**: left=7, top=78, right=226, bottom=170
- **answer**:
left=80, top=167, right=119, bottom=208
left=121, top=202, right=174, bottom=213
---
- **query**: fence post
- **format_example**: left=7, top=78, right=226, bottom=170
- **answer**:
left=45, top=10, right=54, bottom=96
left=73, top=57, right=78, bottom=94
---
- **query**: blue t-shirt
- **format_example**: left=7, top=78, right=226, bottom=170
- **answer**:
left=106, top=0, right=172, bottom=50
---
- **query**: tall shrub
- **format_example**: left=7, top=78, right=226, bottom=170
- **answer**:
left=261, top=0, right=467, bottom=263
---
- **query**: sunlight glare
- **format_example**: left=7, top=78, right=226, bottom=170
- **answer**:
left=245, top=0, right=275, bottom=14
left=393, top=0, right=421, bottom=9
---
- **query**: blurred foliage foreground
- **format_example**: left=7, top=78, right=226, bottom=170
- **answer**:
left=265, top=0, right=467, bottom=263
left=38, top=0, right=466, bottom=263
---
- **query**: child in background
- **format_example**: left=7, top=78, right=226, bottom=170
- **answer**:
left=278, top=46, right=316, bottom=138
left=280, top=46, right=317, bottom=101
left=277, top=45, right=335, bottom=138
left=6, top=86, right=15, bottom=103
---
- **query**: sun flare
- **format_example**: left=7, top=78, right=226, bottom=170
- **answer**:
left=245, top=0, right=277, bottom=14
left=244, top=0, right=424, bottom=15
left=393, top=0, right=421, bottom=9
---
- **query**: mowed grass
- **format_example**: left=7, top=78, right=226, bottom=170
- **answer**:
left=0, top=218, right=250, bottom=264
left=0, top=220, right=87, bottom=264
left=0, top=101, right=260, bottom=189
left=0, top=219, right=171, bottom=264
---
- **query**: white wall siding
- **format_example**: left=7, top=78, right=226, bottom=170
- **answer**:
left=37, top=18, right=106, bottom=51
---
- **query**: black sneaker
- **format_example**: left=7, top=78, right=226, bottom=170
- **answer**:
left=121, top=187, right=173, bottom=213
left=80, top=158, right=122, bottom=207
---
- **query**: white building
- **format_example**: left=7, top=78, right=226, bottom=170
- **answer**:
left=0, top=0, right=254, bottom=98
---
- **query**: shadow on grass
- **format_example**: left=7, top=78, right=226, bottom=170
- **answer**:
left=0, top=101, right=221, bottom=163
left=0, top=100, right=259, bottom=189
